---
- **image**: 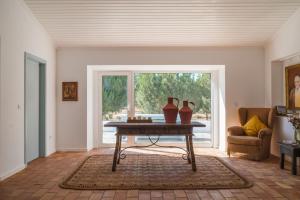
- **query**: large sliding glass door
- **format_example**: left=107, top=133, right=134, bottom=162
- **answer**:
left=99, top=72, right=132, bottom=145
left=99, top=71, right=213, bottom=147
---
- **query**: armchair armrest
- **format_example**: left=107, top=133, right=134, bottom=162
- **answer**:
left=258, top=128, right=272, bottom=159
left=258, top=128, right=272, bottom=139
left=228, top=126, right=245, bottom=136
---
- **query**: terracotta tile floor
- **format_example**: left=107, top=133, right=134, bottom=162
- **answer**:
left=1, top=148, right=300, bottom=200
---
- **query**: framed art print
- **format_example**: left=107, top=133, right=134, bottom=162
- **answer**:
left=286, top=64, right=300, bottom=109
left=62, top=82, right=78, bottom=101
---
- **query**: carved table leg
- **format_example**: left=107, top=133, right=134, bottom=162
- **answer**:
left=280, top=153, right=285, bottom=169
left=292, top=153, right=297, bottom=175
left=185, top=135, right=191, bottom=164
left=112, top=134, right=120, bottom=171
left=188, top=134, right=197, bottom=171
left=117, top=135, right=122, bottom=164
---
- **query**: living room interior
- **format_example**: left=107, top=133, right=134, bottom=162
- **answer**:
left=1, top=0, right=300, bottom=199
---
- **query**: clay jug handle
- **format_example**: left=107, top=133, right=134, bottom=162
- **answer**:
left=173, top=97, right=179, bottom=107
left=189, top=102, right=195, bottom=110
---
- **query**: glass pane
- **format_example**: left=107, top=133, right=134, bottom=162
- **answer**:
left=102, top=75, right=128, bottom=144
left=134, top=73, right=211, bottom=144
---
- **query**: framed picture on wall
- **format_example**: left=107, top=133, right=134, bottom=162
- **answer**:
left=62, top=82, right=78, bottom=101
left=285, top=64, right=300, bottom=109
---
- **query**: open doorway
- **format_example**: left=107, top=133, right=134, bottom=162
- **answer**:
left=24, top=52, right=46, bottom=164
left=87, top=65, right=225, bottom=150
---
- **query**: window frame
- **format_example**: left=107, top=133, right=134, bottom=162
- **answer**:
left=96, top=70, right=217, bottom=148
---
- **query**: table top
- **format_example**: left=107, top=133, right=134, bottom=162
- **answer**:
left=278, top=142, right=300, bottom=149
left=104, top=121, right=206, bottom=128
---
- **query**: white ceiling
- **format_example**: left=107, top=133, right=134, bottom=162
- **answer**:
left=24, top=0, right=300, bottom=47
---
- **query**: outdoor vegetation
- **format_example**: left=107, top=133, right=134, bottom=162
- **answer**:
left=102, top=73, right=211, bottom=120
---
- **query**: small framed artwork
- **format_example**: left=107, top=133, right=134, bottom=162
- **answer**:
left=62, top=82, right=78, bottom=101
left=286, top=64, right=300, bottom=109
left=275, top=105, right=287, bottom=116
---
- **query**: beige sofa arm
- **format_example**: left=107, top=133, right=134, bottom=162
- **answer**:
left=257, top=128, right=273, bottom=160
left=258, top=128, right=272, bottom=139
left=228, top=126, right=245, bottom=136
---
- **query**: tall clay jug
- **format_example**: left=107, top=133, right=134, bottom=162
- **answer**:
left=163, top=97, right=179, bottom=123
left=179, top=100, right=195, bottom=124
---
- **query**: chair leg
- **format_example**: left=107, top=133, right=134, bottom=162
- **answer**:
left=227, top=146, right=231, bottom=157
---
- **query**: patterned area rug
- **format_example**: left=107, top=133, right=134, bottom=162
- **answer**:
left=60, top=154, right=252, bottom=190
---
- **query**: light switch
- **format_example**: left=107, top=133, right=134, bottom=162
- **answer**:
left=233, top=101, right=239, bottom=108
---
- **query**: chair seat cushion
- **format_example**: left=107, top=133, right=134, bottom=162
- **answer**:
left=228, top=135, right=261, bottom=146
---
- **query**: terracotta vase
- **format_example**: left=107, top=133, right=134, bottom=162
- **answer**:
left=179, top=100, right=195, bottom=124
left=163, top=97, right=179, bottom=123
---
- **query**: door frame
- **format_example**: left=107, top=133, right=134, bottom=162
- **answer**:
left=24, top=52, right=46, bottom=164
left=88, top=65, right=225, bottom=150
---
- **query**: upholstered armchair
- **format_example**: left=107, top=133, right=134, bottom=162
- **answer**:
left=227, top=108, right=275, bottom=161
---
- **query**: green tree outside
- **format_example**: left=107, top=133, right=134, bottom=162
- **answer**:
left=102, top=73, right=211, bottom=119
left=102, top=76, right=127, bottom=119
left=135, top=73, right=211, bottom=117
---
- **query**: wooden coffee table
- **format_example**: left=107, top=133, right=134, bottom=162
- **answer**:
left=104, top=122, right=205, bottom=172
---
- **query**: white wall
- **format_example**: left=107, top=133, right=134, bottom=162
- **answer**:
left=265, top=7, right=300, bottom=107
left=264, top=7, right=300, bottom=156
left=56, top=47, right=265, bottom=151
left=0, top=0, right=56, bottom=180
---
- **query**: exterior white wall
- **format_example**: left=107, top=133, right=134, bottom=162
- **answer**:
left=56, top=47, right=265, bottom=151
left=264, top=7, right=300, bottom=156
left=0, top=0, right=56, bottom=180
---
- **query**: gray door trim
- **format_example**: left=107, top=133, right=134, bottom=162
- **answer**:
left=24, top=52, right=47, bottom=164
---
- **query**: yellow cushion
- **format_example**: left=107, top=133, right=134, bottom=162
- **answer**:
left=243, top=115, right=267, bottom=136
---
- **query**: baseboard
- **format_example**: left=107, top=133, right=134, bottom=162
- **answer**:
left=45, top=151, right=56, bottom=157
left=56, top=148, right=89, bottom=152
left=87, top=146, right=94, bottom=151
left=0, top=164, right=27, bottom=181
